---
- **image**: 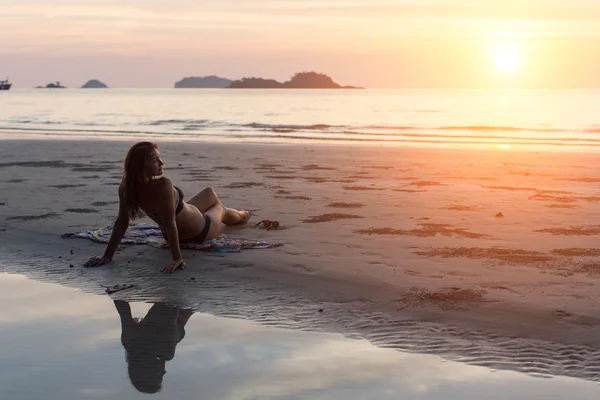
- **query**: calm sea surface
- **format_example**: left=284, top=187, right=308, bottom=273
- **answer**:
left=1, top=88, right=600, bottom=151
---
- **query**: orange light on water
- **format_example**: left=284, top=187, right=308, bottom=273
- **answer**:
left=496, top=144, right=511, bottom=150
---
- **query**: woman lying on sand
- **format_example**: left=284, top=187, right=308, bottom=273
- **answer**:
left=84, top=141, right=250, bottom=273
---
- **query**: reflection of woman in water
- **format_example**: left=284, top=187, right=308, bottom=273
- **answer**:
left=113, top=300, right=194, bottom=393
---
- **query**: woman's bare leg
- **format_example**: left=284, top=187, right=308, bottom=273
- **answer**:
left=186, top=187, right=249, bottom=226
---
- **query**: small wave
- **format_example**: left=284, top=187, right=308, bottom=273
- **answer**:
left=2, top=125, right=599, bottom=149
left=9, top=119, right=61, bottom=125
left=363, top=125, right=415, bottom=131
left=243, top=122, right=342, bottom=130
left=182, top=124, right=208, bottom=131
left=363, top=125, right=564, bottom=133
left=147, top=119, right=210, bottom=126
left=440, top=125, right=562, bottom=133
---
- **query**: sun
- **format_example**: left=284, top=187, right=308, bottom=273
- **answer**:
left=492, top=42, right=521, bottom=73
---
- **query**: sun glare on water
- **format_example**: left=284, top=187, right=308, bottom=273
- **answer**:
left=492, top=42, right=521, bottom=73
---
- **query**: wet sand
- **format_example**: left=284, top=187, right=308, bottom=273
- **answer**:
left=1, top=139, right=600, bottom=382
left=3, top=273, right=599, bottom=399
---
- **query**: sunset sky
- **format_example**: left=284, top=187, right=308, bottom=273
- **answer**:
left=2, top=0, right=600, bottom=88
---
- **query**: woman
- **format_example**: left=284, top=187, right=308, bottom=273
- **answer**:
left=84, top=141, right=250, bottom=273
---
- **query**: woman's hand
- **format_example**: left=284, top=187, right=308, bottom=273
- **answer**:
left=163, top=259, right=185, bottom=273
left=84, top=255, right=111, bottom=268
left=163, top=259, right=185, bottom=274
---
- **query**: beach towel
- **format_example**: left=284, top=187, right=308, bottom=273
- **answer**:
left=62, top=223, right=283, bottom=253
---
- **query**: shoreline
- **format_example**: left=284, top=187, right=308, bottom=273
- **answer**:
left=1, top=137, right=600, bottom=155
left=1, top=138, right=600, bottom=380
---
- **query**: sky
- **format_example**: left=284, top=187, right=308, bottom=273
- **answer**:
left=2, top=0, right=600, bottom=88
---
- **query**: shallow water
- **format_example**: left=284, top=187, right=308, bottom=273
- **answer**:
left=1, top=89, right=600, bottom=151
left=0, top=273, right=598, bottom=400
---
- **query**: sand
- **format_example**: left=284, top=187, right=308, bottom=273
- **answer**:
left=1, top=139, right=600, bottom=381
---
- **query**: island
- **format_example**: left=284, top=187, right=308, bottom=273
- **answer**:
left=36, top=81, right=66, bottom=89
left=174, top=76, right=232, bottom=88
left=227, top=72, right=362, bottom=89
left=81, top=79, right=108, bottom=88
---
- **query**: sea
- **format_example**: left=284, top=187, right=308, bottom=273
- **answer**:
left=1, top=88, right=600, bottom=151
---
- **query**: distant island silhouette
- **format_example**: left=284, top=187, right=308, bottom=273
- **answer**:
left=36, top=81, right=66, bottom=89
left=81, top=79, right=108, bottom=88
left=227, top=72, right=362, bottom=89
left=172, top=72, right=362, bottom=89
left=174, top=76, right=232, bottom=88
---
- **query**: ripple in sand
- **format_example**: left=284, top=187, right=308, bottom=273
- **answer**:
left=347, top=175, right=377, bottom=179
left=529, top=193, right=576, bottom=203
left=357, top=224, right=489, bottom=239
left=552, top=248, right=600, bottom=257
left=256, top=163, right=283, bottom=169
left=363, top=165, right=394, bottom=170
left=546, top=204, right=577, bottom=209
left=414, top=247, right=600, bottom=277
left=6, top=179, right=27, bottom=183
left=90, top=201, right=118, bottom=207
left=482, top=185, right=537, bottom=191
left=442, top=205, right=477, bottom=211
left=213, top=166, right=239, bottom=171
left=304, top=177, right=327, bottom=183
left=0, top=160, right=73, bottom=168
left=300, top=164, right=335, bottom=171
left=397, top=287, right=487, bottom=311
left=392, top=189, right=427, bottom=193
left=539, top=190, right=575, bottom=195
left=326, top=202, right=364, bottom=209
left=304, top=177, right=356, bottom=183
left=70, top=165, right=116, bottom=172
left=555, top=177, right=600, bottom=183
left=225, top=182, right=266, bottom=189
left=275, top=195, right=312, bottom=201
left=7, top=212, right=59, bottom=221
left=302, top=213, right=364, bottom=223
left=265, top=175, right=299, bottom=180
left=64, top=208, right=99, bottom=213
left=49, top=184, right=87, bottom=189
left=579, top=196, right=600, bottom=202
left=535, top=225, right=600, bottom=236
left=413, top=247, right=552, bottom=264
left=409, top=181, right=447, bottom=187
left=342, top=185, right=385, bottom=191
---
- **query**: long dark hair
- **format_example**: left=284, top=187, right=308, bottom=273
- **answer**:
left=120, top=141, right=158, bottom=219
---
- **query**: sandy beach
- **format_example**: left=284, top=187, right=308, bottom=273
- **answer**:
left=1, top=139, right=600, bottom=381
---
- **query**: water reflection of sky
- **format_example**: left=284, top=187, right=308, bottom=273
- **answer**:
left=0, top=273, right=598, bottom=400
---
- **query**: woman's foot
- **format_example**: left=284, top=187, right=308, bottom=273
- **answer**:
left=223, top=209, right=251, bottom=226
left=237, top=210, right=251, bottom=225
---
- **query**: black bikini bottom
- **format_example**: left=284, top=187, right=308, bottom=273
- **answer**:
left=180, top=215, right=212, bottom=244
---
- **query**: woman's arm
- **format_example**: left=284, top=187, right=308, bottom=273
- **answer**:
left=84, top=189, right=130, bottom=267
